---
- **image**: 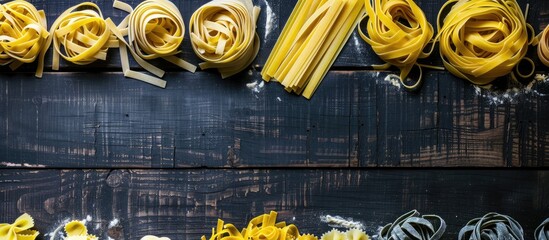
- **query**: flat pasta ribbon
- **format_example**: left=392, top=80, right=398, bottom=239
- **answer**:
left=458, top=212, right=523, bottom=240
left=189, top=0, right=261, bottom=78
left=37, top=2, right=119, bottom=77
left=321, top=229, right=369, bottom=240
left=202, top=211, right=316, bottom=240
left=0, top=213, right=39, bottom=240
left=358, top=0, right=437, bottom=91
left=379, top=210, right=446, bottom=240
left=0, top=0, right=48, bottom=72
left=535, top=218, right=549, bottom=240
left=437, top=0, right=534, bottom=85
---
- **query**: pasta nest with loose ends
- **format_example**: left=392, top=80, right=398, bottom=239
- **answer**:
left=458, top=212, right=523, bottom=240
left=437, top=0, right=534, bottom=85
left=48, top=2, right=118, bottom=68
left=0, top=0, right=48, bottom=70
left=127, top=0, right=185, bottom=60
left=536, top=25, right=549, bottom=67
left=189, top=0, right=261, bottom=79
left=359, top=0, right=435, bottom=91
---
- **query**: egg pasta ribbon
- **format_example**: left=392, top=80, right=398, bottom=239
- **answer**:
left=0, top=0, right=48, bottom=73
left=261, top=0, right=366, bottom=99
left=202, top=211, right=317, bottom=240
left=437, top=0, right=534, bottom=85
left=358, top=0, right=438, bottom=91
left=458, top=212, right=523, bottom=240
left=113, top=0, right=196, bottom=86
left=535, top=218, right=549, bottom=240
left=36, top=2, right=119, bottom=78
left=379, top=210, right=446, bottom=240
left=190, top=0, right=261, bottom=78
left=0, top=213, right=39, bottom=240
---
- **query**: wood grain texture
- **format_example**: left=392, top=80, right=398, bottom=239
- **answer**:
left=0, top=0, right=549, bottom=166
left=0, top=170, right=548, bottom=240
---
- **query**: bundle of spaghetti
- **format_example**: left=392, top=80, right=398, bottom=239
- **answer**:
left=0, top=213, right=39, bottom=240
left=112, top=0, right=196, bottom=88
left=189, top=0, right=261, bottom=78
left=0, top=0, right=48, bottom=72
left=261, top=0, right=365, bottom=99
left=36, top=2, right=119, bottom=78
left=536, top=25, right=549, bottom=67
left=358, top=0, right=437, bottom=91
left=437, top=0, right=534, bottom=85
left=201, top=211, right=317, bottom=240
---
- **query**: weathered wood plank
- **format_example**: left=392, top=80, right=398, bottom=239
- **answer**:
left=0, top=170, right=547, bottom=240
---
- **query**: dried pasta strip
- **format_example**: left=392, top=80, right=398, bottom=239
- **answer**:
left=0, top=213, right=39, bottom=240
left=0, top=0, right=48, bottom=73
left=321, top=229, right=369, bottom=240
left=536, top=218, right=549, bottom=240
left=358, top=0, right=437, bottom=91
left=437, top=0, right=533, bottom=85
left=261, top=0, right=365, bottom=99
left=379, top=210, right=446, bottom=240
left=535, top=25, right=549, bottom=67
left=458, top=212, right=523, bottom=240
left=202, top=211, right=316, bottom=240
left=190, top=0, right=261, bottom=78
left=113, top=0, right=196, bottom=73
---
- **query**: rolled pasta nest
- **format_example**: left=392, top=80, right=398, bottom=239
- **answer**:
left=379, top=210, right=446, bottom=240
left=535, top=218, right=549, bottom=240
left=458, top=212, right=523, bottom=240
left=437, top=0, right=534, bottom=85
left=0, top=0, right=48, bottom=72
left=359, top=0, right=436, bottom=91
left=536, top=25, right=549, bottom=67
left=44, top=2, right=118, bottom=73
left=190, top=0, right=261, bottom=78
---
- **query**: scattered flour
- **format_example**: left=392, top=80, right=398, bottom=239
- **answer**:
left=383, top=74, right=401, bottom=89
left=108, top=218, right=119, bottom=228
left=276, top=97, right=282, bottom=102
left=474, top=75, right=549, bottom=105
left=263, top=0, right=276, bottom=40
left=320, top=215, right=365, bottom=230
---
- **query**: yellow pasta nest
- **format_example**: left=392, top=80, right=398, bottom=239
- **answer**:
left=537, top=25, right=549, bottom=67
left=202, top=211, right=317, bottom=240
left=0, top=0, right=48, bottom=71
left=63, top=220, right=97, bottom=240
left=0, top=213, right=39, bottom=240
left=359, top=0, right=435, bottom=91
left=437, top=0, right=533, bottom=85
left=44, top=2, right=118, bottom=72
left=190, top=0, right=261, bottom=78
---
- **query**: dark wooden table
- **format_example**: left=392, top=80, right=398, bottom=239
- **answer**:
left=0, top=0, right=548, bottom=240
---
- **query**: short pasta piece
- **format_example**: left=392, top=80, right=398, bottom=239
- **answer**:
left=321, top=229, right=369, bottom=240
left=0, top=1, right=48, bottom=73
left=0, top=213, right=39, bottom=240
left=190, top=0, right=261, bottom=78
